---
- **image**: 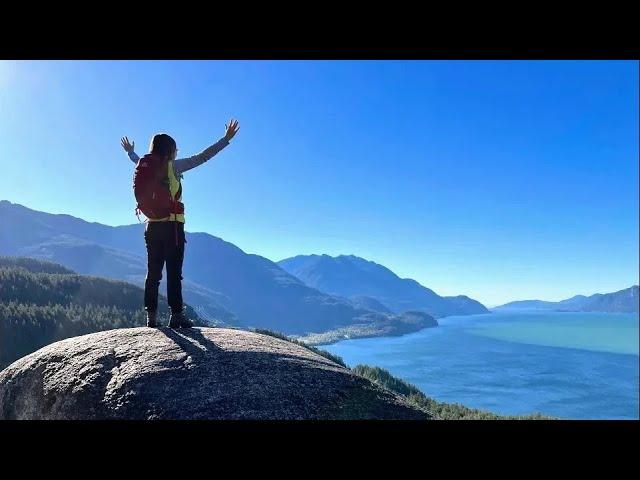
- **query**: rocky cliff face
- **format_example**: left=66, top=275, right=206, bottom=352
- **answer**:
left=0, top=327, right=431, bottom=420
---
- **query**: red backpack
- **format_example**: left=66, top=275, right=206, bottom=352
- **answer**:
left=132, top=153, right=183, bottom=220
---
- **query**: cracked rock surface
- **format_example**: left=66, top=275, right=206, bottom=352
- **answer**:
left=0, top=327, right=431, bottom=420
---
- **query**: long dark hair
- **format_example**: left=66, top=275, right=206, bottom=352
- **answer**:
left=149, top=133, right=176, bottom=158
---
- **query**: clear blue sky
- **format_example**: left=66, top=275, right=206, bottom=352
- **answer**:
left=1, top=60, right=638, bottom=306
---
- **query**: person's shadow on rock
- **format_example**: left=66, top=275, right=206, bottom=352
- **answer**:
left=158, top=327, right=222, bottom=358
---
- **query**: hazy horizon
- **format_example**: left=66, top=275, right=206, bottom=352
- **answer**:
left=1, top=60, right=638, bottom=305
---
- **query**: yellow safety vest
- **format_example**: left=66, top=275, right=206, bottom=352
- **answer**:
left=147, top=160, right=185, bottom=223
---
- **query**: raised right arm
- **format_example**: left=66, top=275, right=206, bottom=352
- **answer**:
left=128, top=151, right=140, bottom=164
left=121, top=137, right=139, bottom=164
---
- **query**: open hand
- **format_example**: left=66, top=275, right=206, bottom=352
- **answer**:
left=224, top=119, right=240, bottom=141
left=120, top=136, right=135, bottom=153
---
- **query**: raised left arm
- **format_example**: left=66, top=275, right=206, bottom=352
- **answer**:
left=173, top=137, right=230, bottom=175
left=174, top=119, right=240, bottom=175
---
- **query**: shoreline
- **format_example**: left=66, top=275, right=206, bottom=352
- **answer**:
left=299, top=309, right=640, bottom=347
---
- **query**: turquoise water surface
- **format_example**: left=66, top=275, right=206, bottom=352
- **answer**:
left=324, top=311, right=639, bottom=419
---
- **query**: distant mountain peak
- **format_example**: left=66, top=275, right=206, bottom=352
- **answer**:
left=278, top=254, right=488, bottom=318
left=495, top=286, right=639, bottom=313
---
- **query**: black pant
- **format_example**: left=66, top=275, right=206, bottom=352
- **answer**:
left=144, top=221, right=186, bottom=314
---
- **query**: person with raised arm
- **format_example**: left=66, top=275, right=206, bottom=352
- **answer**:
left=121, top=119, right=240, bottom=328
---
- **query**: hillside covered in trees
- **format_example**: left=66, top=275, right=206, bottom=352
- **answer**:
left=0, top=256, right=202, bottom=368
left=353, top=365, right=554, bottom=419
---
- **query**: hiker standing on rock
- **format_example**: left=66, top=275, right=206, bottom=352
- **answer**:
left=121, top=119, right=240, bottom=328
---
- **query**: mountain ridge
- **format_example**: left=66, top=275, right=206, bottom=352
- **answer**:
left=277, top=253, right=489, bottom=318
left=494, top=286, right=639, bottom=313
left=0, top=200, right=437, bottom=338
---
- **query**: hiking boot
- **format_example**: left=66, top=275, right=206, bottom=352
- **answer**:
left=146, top=311, right=158, bottom=328
left=168, top=310, right=193, bottom=329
